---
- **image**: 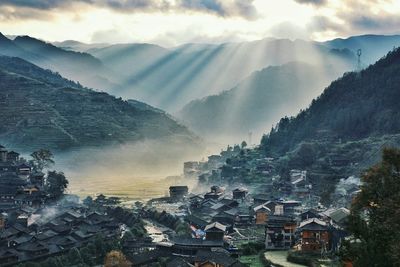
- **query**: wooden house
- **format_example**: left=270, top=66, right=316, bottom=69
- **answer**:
left=298, top=218, right=330, bottom=252
left=253, top=204, right=271, bottom=225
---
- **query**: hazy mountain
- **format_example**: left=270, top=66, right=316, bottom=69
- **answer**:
left=261, top=48, right=400, bottom=156
left=178, top=62, right=344, bottom=144
left=0, top=33, right=117, bottom=91
left=0, top=56, right=200, bottom=152
left=53, top=40, right=110, bottom=52
left=88, top=38, right=356, bottom=112
left=0, top=32, right=40, bottom=61
left=323, top=34, right=400, bottom=66
left=88, top=43, right=170, bottom=80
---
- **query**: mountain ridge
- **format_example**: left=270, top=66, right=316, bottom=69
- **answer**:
left=261, top=47, right=400, bottom=156
left=0, top=56, right=200, bottom=152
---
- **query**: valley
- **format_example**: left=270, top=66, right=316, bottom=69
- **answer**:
left=1, top=10, right=400, bottom=265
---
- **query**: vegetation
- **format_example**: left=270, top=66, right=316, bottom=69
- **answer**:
left=104, top=250, right=131, bottom=267
left=261, top=48, right=400, bottom=156
left=240, top=254, right=266, bottom=267
left=0, top=56, right=198, bottom=152
left=45, top=171, right=69, bottom=198
left=240, top=241, right=265, bottom=256
left=30, top=149, right=55, bottom=171
left=340, top=148, right=400, bottom=267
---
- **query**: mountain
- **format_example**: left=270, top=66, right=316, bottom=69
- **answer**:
left=0, top=32, right=40, bottom=61
left=53, top=40, right=110, bottom=52
left=89, top=38, right=355, bottom=112
left=323, top=34, right=400, bottom=66
left=261, top=48, right=400, bottom=157
left=88, top=43, right=169, bottom=80
left=0, top=56, right=200, bottom=152
left=178, top=62, right=344, bottom=144
left=0, top=33, right=117, bottom=90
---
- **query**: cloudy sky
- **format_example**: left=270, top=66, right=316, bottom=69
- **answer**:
left=1, top=0, right=400, bottom=46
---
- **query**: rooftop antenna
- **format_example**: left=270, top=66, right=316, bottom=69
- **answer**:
left=357, top=49, right=362, bottom=71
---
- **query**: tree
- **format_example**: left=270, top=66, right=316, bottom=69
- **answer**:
left=134, top=201, right=143, bottom=210
left=104, top=251, right=131, bottom=267
left=31, top=149, right=55, bottom=171
left=46, top=171, right=68, bottom=198
left=241, top=141, right=247, bottom=149
left=342, top=148, right=400, bottom=266
left=66, top=248, right=83, bottom=265
left=83, top=196, right=93, bottom=206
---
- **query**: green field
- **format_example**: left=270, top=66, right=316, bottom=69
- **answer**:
left=240, top=255, right=264, bottom=267
left=265, top=251, right=307, bottom=267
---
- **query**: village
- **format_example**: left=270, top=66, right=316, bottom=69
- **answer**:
left=0, top=143, right=360, bottom=267
left=124, top=144, right=360, bottom=267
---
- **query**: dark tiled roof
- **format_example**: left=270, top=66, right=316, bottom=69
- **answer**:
left=166, top=257, right=194, bottom=267
left=173, top=238, right=223, bottom=247
left=129, top=249, right=169, bottom=265
left=17, top=241, right=49, bottom=252
left=194, top=250, right=241, bottom=267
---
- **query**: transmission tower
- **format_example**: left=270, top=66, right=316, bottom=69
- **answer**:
left=357, top=49, right=362, bottom=71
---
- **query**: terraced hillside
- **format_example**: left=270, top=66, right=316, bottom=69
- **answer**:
left=0, top=56, right=199, bottom=151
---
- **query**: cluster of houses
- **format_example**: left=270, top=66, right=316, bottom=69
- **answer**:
left=0, top=206, right=122, bottom=266
left=0, top=145, right=47, bottom=212
left=184, top=186, right=349, bottom=253
left=130, top=181, right=352, bottom=266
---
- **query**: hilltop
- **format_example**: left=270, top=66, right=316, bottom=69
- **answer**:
left=0, top=56, right=200, bottom=152
left=261, top=47, right=400, bottom=156
left=0, top=33, right=117, bottom=90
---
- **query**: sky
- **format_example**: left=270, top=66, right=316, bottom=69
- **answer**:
left=1, top=0, right=400, bottom=47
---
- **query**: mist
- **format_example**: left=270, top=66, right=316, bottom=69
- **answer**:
left=53, top=137, right=207, bottom=200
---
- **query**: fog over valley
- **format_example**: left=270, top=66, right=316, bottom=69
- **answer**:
left=1, top=1, right=400, bottom=265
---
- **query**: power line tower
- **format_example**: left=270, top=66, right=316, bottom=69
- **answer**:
left=357, top=48, right=362, bottom=71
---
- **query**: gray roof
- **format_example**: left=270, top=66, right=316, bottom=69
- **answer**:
left=205, top=222, right=226, bottom=232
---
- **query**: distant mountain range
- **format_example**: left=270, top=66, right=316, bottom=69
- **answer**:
left=0, top=33, right=117, bottom=91
left=53, top=40, right=110, bottom=52
left=3, top=32, right=400, bottom=148
left=177, top=61, right=344, bottom=143
left=323, top=34, right=400, bottom=66
left=0, top=56, right=199, bottom=152
left=89, top=38, right=355, bottom=112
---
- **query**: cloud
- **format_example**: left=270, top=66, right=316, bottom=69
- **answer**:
left=91, top=28, right=129, bottom=43
left=269, top=21, right=310, bottom=40
left=294, top=0, right=327, bottom=6
left=0, top=6, right=54, bottom=21
left=180, top=0, right=257, bottom=19
left=0, top=0, right=258, bottom=20
left=306, top=0, right=400, bottom=38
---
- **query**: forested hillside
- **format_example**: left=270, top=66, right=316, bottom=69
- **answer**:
left=261, top=48, right=400, bottom=156
left=0, top=56, right=199, bottom=152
